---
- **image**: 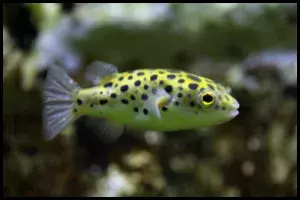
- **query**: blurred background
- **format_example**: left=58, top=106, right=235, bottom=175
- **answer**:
left=3, top=3, right=297, bottom=197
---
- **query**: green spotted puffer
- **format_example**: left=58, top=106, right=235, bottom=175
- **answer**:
left=43, top=61, right=240, bottom=141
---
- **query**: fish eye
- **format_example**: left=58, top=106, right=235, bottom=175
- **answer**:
left=198, top=91, right=215, bottom=107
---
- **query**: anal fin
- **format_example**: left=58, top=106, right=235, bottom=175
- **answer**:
left=84, top=117, right=124, bottom=143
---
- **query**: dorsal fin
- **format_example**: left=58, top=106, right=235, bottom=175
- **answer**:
left=84, top=61, right=119, bottom=86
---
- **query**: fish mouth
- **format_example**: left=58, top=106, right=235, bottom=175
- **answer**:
left=228, top=101, right=240, bottom=118
left=229, top=110, right=239, bottom=118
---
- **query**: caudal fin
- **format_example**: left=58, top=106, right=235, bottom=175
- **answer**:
left=43, top=65, right=80, bottom=140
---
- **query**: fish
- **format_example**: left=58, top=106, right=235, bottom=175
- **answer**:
left=43, top=61, right=240, bottom=141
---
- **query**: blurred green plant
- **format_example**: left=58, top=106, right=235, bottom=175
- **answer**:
left=3, top=3, right=297, bottom=197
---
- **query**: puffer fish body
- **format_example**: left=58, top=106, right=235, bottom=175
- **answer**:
left=43, top=61, right=240, bottom=141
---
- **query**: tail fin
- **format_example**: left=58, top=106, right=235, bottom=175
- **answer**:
left=43, top=65, right=80, bottom=140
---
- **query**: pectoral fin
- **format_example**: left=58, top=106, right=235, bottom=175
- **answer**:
left=144, top=88, right=172, bottom=118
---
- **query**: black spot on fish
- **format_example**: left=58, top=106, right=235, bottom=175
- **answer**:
left=133, top=107, right=139, bottom=112
left=134, top=80, right=141, bottom=87
left=143, top=108, right=149, bottom=115
left=120, top=85, right=129, bottom=92
left=222, top=106, right=226, bottom=110
left=188, top=83, right=198, bottom=90
left=128, top=75, right=133, bottom=80
left=104, top=82, right=113, bottom=88
left=144, top=85, right=149, bottom=90
left=141, top=94, right=148, bottom=101
left=178, top=86, right=183, bottom=90
left=137, top=72, right=145, bottom=76
left=158, top=71, right=165, bottom=74
left=178, top=79, right=185, bottom=83
left=175, top=101, right=180, bottom=106
left=73, top=108, right=77, bottom=113
left=177, top=93, right=182, bottom=98
left=130, top=95, right=136, bottom=100
left=187, top=94, right=192, bottom=99
left=207, top=83, right=215, bottom=91
left=167, top=74, right=176, bottom=80
left=100, top=99, right=108, bottom=105
left=90, top=104, right=93, bottom=108
left=77, top=99, right=82, bottom=105
left=187, top=74, right=201, bottom=82
left=190, top=101, right=195, bottom=107
left=110, top=93, right=117, bottom=98
left=150, top=74, right=158, bottom=81
left=162, top=106, right=168, bottom=111
left=121, top=99, right=129, bottom=104
left=100, top=91, right=103, bottom=94
left=115, top=84, right=118, bottom=87
left=215, top=105, right=219, bottom=110
left=165, top=85, right=173, bottom=93
left=118, top=76, right=124, bottom=81
left=159, top=80, right=164, bottom=85
left=143, top=77, right=147, bottom=81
